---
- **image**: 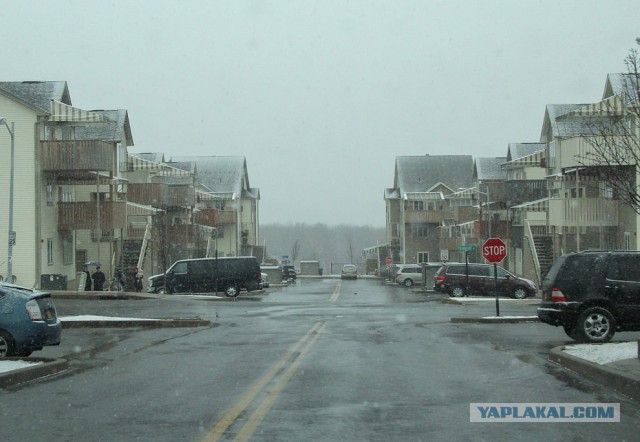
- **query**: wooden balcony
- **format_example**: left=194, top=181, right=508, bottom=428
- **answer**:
left=127, top=183, right=168, bottom=207
left=58, top=201, right=126, bottom=230
left=41, top=140, right=115, bottom=175
left=167, top=186, right=195, bottom=207
left=404, top=211, right=443, bottom=224
left=194, top=208, right=237, bottom=226
left=127, top=183, right=195, bottom=207
left=166, top=224, right=195, bottom=245
left=549, top=198, right=619, bottom=227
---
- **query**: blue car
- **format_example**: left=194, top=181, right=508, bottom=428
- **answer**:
left=0, top=282, right=62, bottom=357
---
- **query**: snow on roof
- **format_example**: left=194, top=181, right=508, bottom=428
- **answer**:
left=393, top=155, right=473, bottom=195
left=474, top=157, right=507, bottom=181
left=506, top=143, right=546, bottom=162
left=170, top=156, right=250, bottom=196
left=0, top=81, right=70, bottom=113
left=74, top=109, right=134, bottom=146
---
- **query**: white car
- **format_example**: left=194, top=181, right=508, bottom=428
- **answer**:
left=260, top=272, right=270, bottom=289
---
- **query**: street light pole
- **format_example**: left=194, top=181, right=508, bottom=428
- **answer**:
left=0, top=118, right=15, bottom=283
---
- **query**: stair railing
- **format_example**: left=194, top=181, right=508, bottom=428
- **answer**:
left=525, top=219, right=542, bottom=286
left=138, top=224, right=151, bottom=269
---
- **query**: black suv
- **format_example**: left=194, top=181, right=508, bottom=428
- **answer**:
left=537, top=251, right=640, bottom=343
left=433, top=263, right=537, bottom=299
left=147, top=256, right=261, bottom=297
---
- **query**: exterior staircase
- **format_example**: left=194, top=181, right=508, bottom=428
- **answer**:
left=121, top=239, right=143, bottom=291
left=533, top=236, right=553, bottom=281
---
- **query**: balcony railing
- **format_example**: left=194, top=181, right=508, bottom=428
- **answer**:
left=404, top=211, right=444, bottom=224
left=127, top=183, right=195, bottom=207
left=548, top=198, right=619, bottom=227
left=41, top=140, right=115, bottom=174
left=58, top=201, right=126, bottom=230
left=195, top=208, right=237, bottom=226
left=127, top=183, right=168, bottom=207
left=167, top=186, right=195, bottom=207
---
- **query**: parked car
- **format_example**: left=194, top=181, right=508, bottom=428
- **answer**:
left=260, top=272, right=270, bottom=289
left=0, top=282, right=62, bottom=358
left=538, top=251, right=640, bottom=343
left=147, top=256, right=261, bottom=297
left=395, top=264, right=423, bottom=287
left=433, top=263, right=536, bottom=299
left=341, top=264, right=358, bottom=280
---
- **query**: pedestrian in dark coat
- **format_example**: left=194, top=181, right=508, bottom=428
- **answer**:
left=92, top=266, right=106, bottom=291
left=83, top=265, right=92, bottom=291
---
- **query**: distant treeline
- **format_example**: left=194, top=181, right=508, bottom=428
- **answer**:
left=260, top=223, right=385, bottom=273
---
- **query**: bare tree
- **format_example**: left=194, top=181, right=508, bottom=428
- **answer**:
left=578, top=45, right=640, bottom=213
left=290, top=239, right=300, bottom=264
left=346, top=234, right=355, bottom=264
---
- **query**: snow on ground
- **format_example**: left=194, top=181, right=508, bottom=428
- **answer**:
left=59, top=315, right=156, bottom=322
left=0, top=360, right=43, bottom=374
left=562, top=341, right=637, bottom=365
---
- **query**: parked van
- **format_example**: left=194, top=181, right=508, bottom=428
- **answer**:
left=147, top=256, right=261, bottom=297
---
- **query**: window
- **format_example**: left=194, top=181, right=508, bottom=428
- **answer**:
left=172, top=262, right=188, bottom=274
left=417, top=252, right=429, bottom=263
left=62, top=232, right=73, bottom=265
left=607, top=256, right=640, bottom=282
left=46, top=183, right=54, bottom=205
left=411, top=201, right=424, bottom=211
left=47, top=239, right=53, bottom=265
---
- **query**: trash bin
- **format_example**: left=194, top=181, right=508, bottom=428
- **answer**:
left=40, top=274, right=67, bottom=290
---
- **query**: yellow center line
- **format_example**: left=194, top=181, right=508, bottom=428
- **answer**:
left=330, top=282, right=341, bottom=302
left=201, top=321, right=325, bottom=442
left=234, top=322, right=326, bottom=441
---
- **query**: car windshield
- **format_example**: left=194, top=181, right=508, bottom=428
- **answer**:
left=2, top=1, right=640, bottom=439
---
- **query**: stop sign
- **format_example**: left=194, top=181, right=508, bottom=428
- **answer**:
left=482, top=237, right=507, bottom=263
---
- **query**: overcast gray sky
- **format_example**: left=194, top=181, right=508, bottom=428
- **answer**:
left=1, top=0, right=637, bottom=227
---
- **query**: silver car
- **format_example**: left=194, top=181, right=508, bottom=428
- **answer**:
left=341, top=264, right=358, bottom=280
left=395, top=265, right=423, bottom=287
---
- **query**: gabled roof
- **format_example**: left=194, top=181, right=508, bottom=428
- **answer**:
left=540, top=104, right=587, bottom=142
left=75, top=109, right=134, bottom=146
left=473, top=157, right=507, bottom=181
left=506, top=143, right=545, bottom=162
left=603, top=73, right=639, bottom=103
left=391, top=155, right=473, bottom=197
left=170, top=156, right=258, bottom=199
left=0, top=81, right=71, bottom=113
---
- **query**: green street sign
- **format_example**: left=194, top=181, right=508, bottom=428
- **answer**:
left=457, top=244, right=477, bottom=252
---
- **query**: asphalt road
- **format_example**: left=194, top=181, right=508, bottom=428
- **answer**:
left=1, top=278, right=639, bottom=441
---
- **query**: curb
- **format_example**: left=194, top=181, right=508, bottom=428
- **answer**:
left=61, top=318, right=211, bottom=328
left=549, top=346, right=640, bottom=400
left=450, top=316, right=540, bottom=324
left=442, top=297, right=541, bottom=305
left=0, top=357, right=69, bottom=389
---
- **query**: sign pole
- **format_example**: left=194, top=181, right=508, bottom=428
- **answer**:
left=494, top=262, right=499, bottom=317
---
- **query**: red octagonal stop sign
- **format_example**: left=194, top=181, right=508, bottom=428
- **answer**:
left=482, top=237, right=507, bottom=263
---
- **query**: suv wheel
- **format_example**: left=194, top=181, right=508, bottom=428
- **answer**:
left=224, top=284, right=239, bottom=298
left=512, top=287, right=527, bottom=299
left=563, top=323, right=582, bottom=341
left=403, top=279, right=414, bottom=287
left=450, top=285, right=465, bottom=297
left=577, top=307, right=616, bottom=343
